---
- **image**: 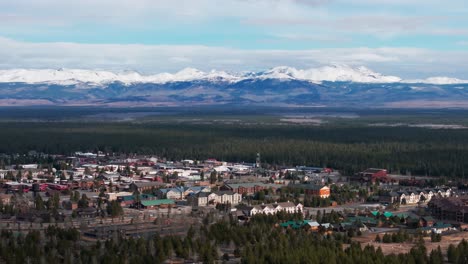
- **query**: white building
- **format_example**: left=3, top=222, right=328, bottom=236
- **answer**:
left=187, top=191, right=242, bottom=206
left=250, top=202, right=303, bottom=216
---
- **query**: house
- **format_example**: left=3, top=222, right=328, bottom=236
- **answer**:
left=183, top=186, right=211, bottom=198
left=289, top=184, right=331, bottom=198
left=117, top=195, right=136, bottom=207
left=419, top=216, right=435, bottom=227
left=306, top=221, right=321, bottom=231
left=155, top=187, right=184, bottom=200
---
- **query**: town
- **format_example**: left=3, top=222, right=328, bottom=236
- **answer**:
left=0, top=150, right=467, bottom=262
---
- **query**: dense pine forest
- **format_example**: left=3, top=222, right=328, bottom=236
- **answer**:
left=0, top=214, right=467, bottom=264
left=0, top=107, right=468, bottom=178
left=1, top=121, right=468, bottom=177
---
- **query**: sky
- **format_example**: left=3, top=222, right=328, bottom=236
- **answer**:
left=0, top=0, right=468, bottom=78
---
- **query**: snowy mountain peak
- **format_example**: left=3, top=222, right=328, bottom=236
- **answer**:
left=0, top=65, right=466, bottom=85
left=405, top=77, right=468, bottom=85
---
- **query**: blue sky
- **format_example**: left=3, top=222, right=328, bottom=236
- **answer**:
left=0, top=0, right=468, bottom=78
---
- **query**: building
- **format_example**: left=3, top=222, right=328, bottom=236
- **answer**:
left=249, top=202, right=303, bottom=216
left=129, top=182, right=167, bottom=193
left=398, top=188, right=451, bottom=205
left=156, top=186, right=210, bottom=200
left=139, top=199, right=175, bottom=209
left=221, top=182, right=283, bottom=195
left=187, top=191, right=242, bottom=206
left=379, top=191, right=399, bottom=204
left=428, top=195, right=468, bottom=223
left=289, top=184, right=331, bottom=198
left=355, top=168, right=395, bottom=183
left=360, top=168, right=387, bottom=179
left=419, top=216, right=435, bottom=227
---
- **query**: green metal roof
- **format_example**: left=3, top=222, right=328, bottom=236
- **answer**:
left=383, top=212, right=393, bottom=218
left=396, top=213, right=408, bottom=219
left=434, top=222, right=451, bottom=228
left=141, top=199, right=175, bottom=207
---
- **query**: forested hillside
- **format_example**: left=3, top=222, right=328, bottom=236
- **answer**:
left=0, top=122, right=468, bottom=177
left=1, top=215, right=467, bottom=263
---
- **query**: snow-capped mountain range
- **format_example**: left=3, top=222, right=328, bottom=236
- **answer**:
left=0, top=64, right=466, bottom=85
left=1, top=64, right=468, bottom=108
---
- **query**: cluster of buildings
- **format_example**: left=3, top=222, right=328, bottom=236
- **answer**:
left=428, top=195, right=468, bottom=223
left=1, top=151, right=467, bottom=231
left=379, top=188, right=452, bottom=205
left=0, top=153, right=335, bottom=216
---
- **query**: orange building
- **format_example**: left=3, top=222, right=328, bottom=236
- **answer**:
left=291, top=184, right=331, bottom=198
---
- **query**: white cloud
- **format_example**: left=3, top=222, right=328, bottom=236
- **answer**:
left=1, top=0, right=467, bottom=44
left=1, top=37, right=468, bottom=79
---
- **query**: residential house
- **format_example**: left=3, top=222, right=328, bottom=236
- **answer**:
left=420, top=216, right=435, bottom=227
left=155, top=187, right=184, bottom=200
left=306, top=221, right=321, bottom=231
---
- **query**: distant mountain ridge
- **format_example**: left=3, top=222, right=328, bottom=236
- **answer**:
left=1, top=64, right=467, bottom=85
left=1, top=65, right=468, bottom=108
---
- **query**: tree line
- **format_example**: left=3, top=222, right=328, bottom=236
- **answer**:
left=1, top=213, right=467, bottom=263
left=0, top=122, right=468, bottom=177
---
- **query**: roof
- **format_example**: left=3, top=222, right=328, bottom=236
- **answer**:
left=224, top=182, right=283, bottom=189
left=422, top=216, right=435, bottom=222
left=280, top=220, right=311, bottom=229
left=362, top=168, right=386, bottom=174
left=132, top=182, right=166, bottom=188
left=383, top=212, right=393, bottom=218
left=289, top=184, right=329, bottom=190
left=434, top=222, right=452, bottom=228
left=214, top=191, right=236, bottom=196
left=141, top=199, right=175, bottom=207
left=307, top=221, right=320, bottom=227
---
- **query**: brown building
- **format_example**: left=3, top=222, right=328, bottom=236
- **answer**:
left=221, top=182, right=282, bottom=195
left=428, top=195, right=468, bottom=223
